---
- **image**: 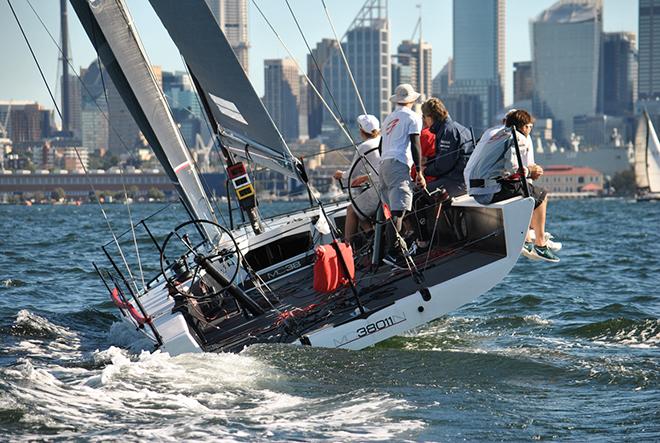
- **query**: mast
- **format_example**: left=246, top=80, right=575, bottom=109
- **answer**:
left=60, top=0, right=70, bottom=134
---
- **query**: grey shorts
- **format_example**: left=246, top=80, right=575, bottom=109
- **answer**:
left=352, top=187, right=380, bottom=220
left=379, top=159, right=413, bottom=212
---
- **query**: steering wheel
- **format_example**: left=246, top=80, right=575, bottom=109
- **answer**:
left=159, top=219, right=240, bottom=299
left=346, top=146, right=384, bottom=224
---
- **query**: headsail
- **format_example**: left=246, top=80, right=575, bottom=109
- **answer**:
left=634, top=112, right=649, bottom=190
left=69, top=0, right=216, bottom=225
left=148, top=0, right=302, bottom=180
left=645, top=113, right=660, bottom=193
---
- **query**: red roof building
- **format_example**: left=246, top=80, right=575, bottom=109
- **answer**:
left=534, top=165, right=604, bottom=194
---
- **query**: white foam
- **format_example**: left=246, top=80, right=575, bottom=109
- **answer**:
left=1, top=348, right=423, bottom=441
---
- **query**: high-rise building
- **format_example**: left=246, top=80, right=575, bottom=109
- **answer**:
left=0, top=101, right=44, bottom=144
left=264, top=58, right=301, bottom=141
left=80, top=60, right=109, bottom=152
left=432, top=58, right=453, bottom=98
left=395, top=39, right=432, bottom=99
left=450, top=0, right=505, bottom=135
left=61, top=73, right=81, bottom=138
left=205, top=0, right=249, bottom=73
left=513, top=61, right=533, bottom=104
left=532, top=0, right=603, bottom=143
left=162, top=71, right=203, bottom=120
left=602, top=32, right=637, bottom=116
left=307, top=39, right=339, bottom=139
left=107, top=66, right=162, bottom=153
left=638, top=0, right=660, bottom=114
left=322, top=0, right=390, bottom=129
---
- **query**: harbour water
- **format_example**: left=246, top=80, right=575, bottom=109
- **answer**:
left=0, top=199, right=658, bottom=441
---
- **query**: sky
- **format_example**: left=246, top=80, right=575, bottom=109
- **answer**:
left=0, top=0, right=637, bottom=115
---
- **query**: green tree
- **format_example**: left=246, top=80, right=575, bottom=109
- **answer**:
left=147, top=187, right=165, bottom=201
left=127, top=185, right=140, bottom=199
left=52, top=187, right=66, bottom=201
left=610, top=168, right=636, bottom=196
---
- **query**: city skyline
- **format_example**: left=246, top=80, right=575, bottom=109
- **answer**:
left=0, top=0, right=636, bottom=113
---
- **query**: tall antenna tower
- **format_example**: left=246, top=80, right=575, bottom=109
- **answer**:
left=60, top=0, right=70, bottom=134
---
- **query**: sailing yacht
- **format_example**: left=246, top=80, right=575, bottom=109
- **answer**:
left=634, top=111, right=660, bottom=201
left=70, top=0, right=534, bottom=355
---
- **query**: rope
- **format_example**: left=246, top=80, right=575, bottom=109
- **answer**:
left=320, top=0, right=368, bottom=117
left=283, top=0, right=346, bottom=126
left=8, top=0, right=139, bottom=290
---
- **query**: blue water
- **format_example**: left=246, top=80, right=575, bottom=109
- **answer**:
left=0, top=199, right=658, bottom=441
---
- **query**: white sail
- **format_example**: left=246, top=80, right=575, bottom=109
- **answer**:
left=148, top=0, right=302, bottom=180
left=645, top=113, right=660, bottom=193
left=70, top=0, right=216, bottom=225
left=634, top=113, right=649, bottom=189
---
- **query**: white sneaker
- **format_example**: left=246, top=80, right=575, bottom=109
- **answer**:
left=528, top=230, right=562, bottom=252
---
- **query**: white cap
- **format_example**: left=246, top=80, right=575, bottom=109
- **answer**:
left=389, top=83, right=421, bottom=104
left=357, top=114, right=380, bottom=133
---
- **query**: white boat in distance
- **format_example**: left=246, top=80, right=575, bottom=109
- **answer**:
left=634, top=111, right=660, bottom=201
left=69, top=0, right=534, bottom=355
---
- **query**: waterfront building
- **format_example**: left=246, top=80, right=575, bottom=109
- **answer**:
left=264, top=58, right=302, bottom=142
left=532, top=0, right=603, bottom=144
left=638, top=0, right=660, bottom=116
left=603, top=32, right=637, bottom=117
left=205, top=0, right=249, bottom=73
left=534, top=165, right=604, bottom=194
left=449, top=0, right=505, bottom=136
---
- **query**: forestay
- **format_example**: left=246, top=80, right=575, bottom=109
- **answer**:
left=149, top=0, right=302, bottom=180
left=69, top=0, right=217, bottom=226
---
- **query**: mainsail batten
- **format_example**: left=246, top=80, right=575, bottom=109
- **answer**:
left=148, top=0, right=302, bottom=180
left=70, top=0, right=216, bottom=224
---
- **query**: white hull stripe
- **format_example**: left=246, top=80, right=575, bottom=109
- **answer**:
left=174, top=160, right=191, bottom=173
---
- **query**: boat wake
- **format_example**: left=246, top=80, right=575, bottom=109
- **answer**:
left=1, top=337, right=424, bottom=441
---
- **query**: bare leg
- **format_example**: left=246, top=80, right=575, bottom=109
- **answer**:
left=531, top=198, right=548, bottom=247
left=345, top=206, right=358, bottom=244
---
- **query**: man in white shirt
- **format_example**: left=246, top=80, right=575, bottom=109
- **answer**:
left=379, top=84, right=426, bottom=265
left=464, top=110, right=558, bottom=262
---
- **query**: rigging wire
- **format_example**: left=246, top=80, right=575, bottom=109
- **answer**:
left=26, top=0, right=152, bottom=293
left=319, top=0, right=368, bottom=117
left=282, top=0, right=346, bottom=127
left=7, top=0, right=140, bottom=293
left=255, top=1, right=422, bottom=286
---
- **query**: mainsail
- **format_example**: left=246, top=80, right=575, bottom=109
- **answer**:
left=645, top=113, right=660, bottom=193
left=634, top=113, right=649, bottom=189
left=634, top=111, right=660, bottom=193
left=69, top=0, right=216, bottom=224
left=148, top=0, right=302, bottom=180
